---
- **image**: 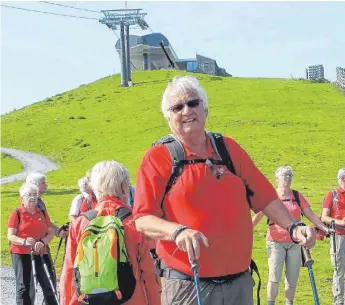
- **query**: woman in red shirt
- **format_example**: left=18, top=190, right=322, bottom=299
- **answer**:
left=253, top=166, right=329, bottom=305
left=7, top=182, right=57, bottom=305
left=59, top=161, right=160, bottom=305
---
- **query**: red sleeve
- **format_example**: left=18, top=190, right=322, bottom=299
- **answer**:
left=323, top=191, right=333, bottom=209
left=8, top=210, right=19, bottom=229
left=80, top=198, right=88, bottom=213
left=133, top=145, right=172, bottom=220
left=224, top=137, right=278, bottom=213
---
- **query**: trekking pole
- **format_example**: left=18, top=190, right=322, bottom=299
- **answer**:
left=301, top=247, right=320, bottom=305
left=53, top=238, right=63, bottom=266
left=39, top=252, right=60, bottom=305
left=31, top=248, right=39, bottom=305
left=331, top=220, right=340, bottom=305
left=190, top=259, right=203, bottom=305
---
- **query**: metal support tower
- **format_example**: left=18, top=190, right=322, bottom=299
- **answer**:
left=120, top=23, right=128, bottom=87
left=125, top=24, right=131, bottom=82
left=99, top=9, right=149, bottom=87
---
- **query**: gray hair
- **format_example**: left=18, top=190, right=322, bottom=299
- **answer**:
left=90, top=160, right=130, bottom=201
left=78, top=177, right=89, bottom=193
left=275, top=166, right=294, bottom=179
left=19, top=182, right=39, bottom=197
left=161, top=76, right=209, bottom=120
left=337, top=168, right=345, bottom=181
left=26, top=172, right=46, bottom=186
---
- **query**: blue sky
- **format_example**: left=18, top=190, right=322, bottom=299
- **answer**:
left=1, top=1, right=344, bottom=114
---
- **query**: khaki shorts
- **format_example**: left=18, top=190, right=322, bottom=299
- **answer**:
left=161, top=271, right=254, bottom=305
left=267, top=241, right=301, bottom=288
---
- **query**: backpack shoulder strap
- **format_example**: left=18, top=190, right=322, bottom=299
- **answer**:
left=207, top=131, right=236, bottom=175
left=332, top=189, right=339, bottom=213
left=116, top=207, right=132, bottom=221
left=208, top=131, right=255, bottom=208
left=292, top=190, right=301, bottom=207
left=332, top=189, right=338, bottom=203
left=153, top=134, right=185, bottom=161
left=154, top=134, right=186, bottom=197
left=16, top=208, right=20, bottom=226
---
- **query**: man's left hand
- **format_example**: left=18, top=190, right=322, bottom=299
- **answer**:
left=293, top=226, right=316, bottom=248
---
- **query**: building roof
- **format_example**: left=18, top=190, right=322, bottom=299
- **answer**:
left=115, top=33, right=170, bottom=49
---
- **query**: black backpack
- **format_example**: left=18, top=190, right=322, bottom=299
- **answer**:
left=153, top=131, right=254, bottom=207
left=267, top=190, right=302, bottom=226
left=152, top=132, right=262, bottom=305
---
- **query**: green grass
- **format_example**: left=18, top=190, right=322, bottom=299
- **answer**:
left=1, top=70, right=344, bottom=304
left=1, top=153, right=23, bottom=177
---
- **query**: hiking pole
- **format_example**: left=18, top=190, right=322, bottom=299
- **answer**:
left=301, top=247, right=320, bottom=305
left=31, top=248, right=39, bottom=305
left=190, top=259, right=203, bottom=305
left=53, top=238, right=63, bottom=266
left=39, top=252, right=60, bottom=305
left=331, top=220, right=340, bottom=305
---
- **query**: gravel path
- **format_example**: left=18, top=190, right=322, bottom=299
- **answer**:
left=0, top=147, right=59, bottom=185
left=0, top=266, right=45, bottom=305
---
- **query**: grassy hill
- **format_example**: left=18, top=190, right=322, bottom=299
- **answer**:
left=1, top=153, right=23, bottom=177
left=1, top=70, right=345, bottom=304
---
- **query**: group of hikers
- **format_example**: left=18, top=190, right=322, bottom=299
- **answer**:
left=7, top=75, right=345, bottom=305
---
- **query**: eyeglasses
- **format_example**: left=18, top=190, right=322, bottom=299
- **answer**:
left=23, top=194, right=39, bottom=198
left=168, top=99, right=200, bottom=114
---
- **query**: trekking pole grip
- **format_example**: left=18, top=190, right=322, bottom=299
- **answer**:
left=301, top=247, right=314, bottom=267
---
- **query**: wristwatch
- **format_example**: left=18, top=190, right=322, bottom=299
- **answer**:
left=22, top=239, right=27, bottom=246
left=287, top=221, right=306, bottom=244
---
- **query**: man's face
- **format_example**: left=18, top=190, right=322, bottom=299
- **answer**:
left=167, top=91, right=207, bottom=138
left=39, top=181, right=48, bottom=195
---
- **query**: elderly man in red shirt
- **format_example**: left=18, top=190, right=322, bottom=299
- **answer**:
left=133, top=75, right=316, bottom=305
left=322, top=168, right=345, bottom=305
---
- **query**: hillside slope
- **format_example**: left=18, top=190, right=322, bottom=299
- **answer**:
left=1, top=70, right=344, bottom=304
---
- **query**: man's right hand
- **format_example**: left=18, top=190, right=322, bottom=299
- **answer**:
left=25, top=237, right=35, bottom=247
left=175, top=229, right=209, bottom=262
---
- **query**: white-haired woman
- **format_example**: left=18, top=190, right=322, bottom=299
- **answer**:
left=26, top=172, right=68, bottom=238
left=69, top=176, right=92, bottom=221
left=7, top=182, right=58, bottom=305
left=60, top=160, right=160, bottom=305
left=252, top=166, right=329, bottom=305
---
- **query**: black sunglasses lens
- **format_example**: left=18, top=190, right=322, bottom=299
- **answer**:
left=170, top=99, right=200, bottom=113
left=171, top=104, right=184, bottom=113
left=187, top=100, right=200, bottom=108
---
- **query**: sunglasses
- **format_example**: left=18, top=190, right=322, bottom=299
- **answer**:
left=24, top=194, right=39, bottom=198
left=168, top=99, right=201, bottom=114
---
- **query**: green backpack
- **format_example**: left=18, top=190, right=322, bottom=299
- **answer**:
left=73, top=207, right=136, bottom=304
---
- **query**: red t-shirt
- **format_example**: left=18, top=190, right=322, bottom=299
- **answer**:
left=8, top=205, right=52, bottom=254
left=80, top=195, right=97, bottom=213
left=133, top=135, right=278, bottom=277
left=323, top=187, right=345, bottom=235
left=266, top=191, right=310, bottom=242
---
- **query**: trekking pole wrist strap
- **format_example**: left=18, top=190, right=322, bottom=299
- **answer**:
left=287, top=221, right=306, bottom=244
left=171, top=225, right=189, bottom=241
